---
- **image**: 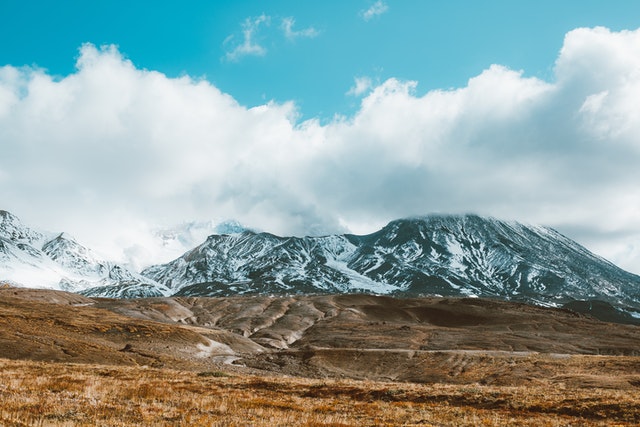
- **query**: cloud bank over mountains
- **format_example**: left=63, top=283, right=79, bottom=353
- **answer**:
left=1, top=27, right=639, bottom=273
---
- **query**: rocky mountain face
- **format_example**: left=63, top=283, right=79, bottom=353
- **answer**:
left=143, top=215, right=640, bottom=317
left=0, top=210, right=167, bottom=297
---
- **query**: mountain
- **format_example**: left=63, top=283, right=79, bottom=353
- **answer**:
left=154, top=219, right=249, bottom=248
left=0, top=210, right=168, bottom=297
left=4, top=210, right=640, bottom=318
left=143, top=215, right=640, bottom=316
left=42, top=232, right=109, bottom=277
left=0, top=210, right=45, bottom=244
left=149, top=219, right=251, bottom=267
left=0, top=211, right=68, bottom=288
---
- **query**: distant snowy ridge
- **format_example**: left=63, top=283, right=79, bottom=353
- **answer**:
left=0, top=210, right=167, bottom=297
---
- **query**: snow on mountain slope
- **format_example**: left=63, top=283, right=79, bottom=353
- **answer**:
left=0, top=211, right=64, bottom=288
left=0, top=236, right=69, bottom=290
left=143, top=214, right=640, bottom=311
left=0, top=210, right=45, bottom=244
left=347, top=216, right=640, bottom=308
left=42, top=233, right=109, bottom=277
left=0, top=210, right=167, bottom=297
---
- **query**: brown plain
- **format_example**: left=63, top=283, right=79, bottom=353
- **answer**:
left=1, top=287, right=639, bottom=426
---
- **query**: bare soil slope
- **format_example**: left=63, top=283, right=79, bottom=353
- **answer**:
left=1, top=288, right=639, bottom=386
left=0, top=288, right=262, bottom=370
left=95, top=293, right=640, bottom=353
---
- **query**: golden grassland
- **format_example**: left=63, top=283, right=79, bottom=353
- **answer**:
left=1, top=358, right=639, bottom=426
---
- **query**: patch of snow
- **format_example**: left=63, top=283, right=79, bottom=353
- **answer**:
left=195, top=338, right=235, bottom=358
left=362, top=254, right=385, bottom=275
left=442, top=277, right=461, bottom=290
left=325, top=259, right=400, bottom=294
left=628, top=311, right=640, bottom=319
left=0, top=263, right=62, bottom=289
left=445, top=235, right=467, bottom=273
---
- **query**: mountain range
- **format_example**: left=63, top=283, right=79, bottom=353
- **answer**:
left=2, top=209, right=639, bottom=322
left=0, top=210, right=168, bottom=297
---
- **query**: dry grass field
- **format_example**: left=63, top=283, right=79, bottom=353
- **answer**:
left=1, top=288, right=640, bottom=426
left=1, top=358, right=639, bottom=426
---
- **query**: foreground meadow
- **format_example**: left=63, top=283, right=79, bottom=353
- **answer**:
left=1, top=358, right=639, bottom=426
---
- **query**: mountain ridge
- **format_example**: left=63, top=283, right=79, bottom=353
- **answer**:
left=0, top=210, right=166, bottom=297
left=143, top=214, right=640, bottom=317
left=2, top=210, right=640, bottom=320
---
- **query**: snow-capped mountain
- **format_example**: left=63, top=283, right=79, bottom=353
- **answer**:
left=143, top=215, right=640, bottom=313
left=42, top=232, right=109, bottom=277
left=4, top=209, right=640, bottom=318
left=138, top=219, right=252, bottom=269
left=0, top=210, right=45, bottom=244
left=0, top=210, right=168, bottom=297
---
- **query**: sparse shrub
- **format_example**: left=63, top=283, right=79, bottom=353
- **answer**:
left=197, top=370, right=231, bottom=378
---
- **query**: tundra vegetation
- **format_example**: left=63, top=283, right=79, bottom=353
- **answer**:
left=1, top=358, right=640, bottom=426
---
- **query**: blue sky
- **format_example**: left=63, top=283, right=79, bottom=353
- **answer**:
left=3, top=0, right=640, bottom=119
left=1, top=1, right=640, bottom=273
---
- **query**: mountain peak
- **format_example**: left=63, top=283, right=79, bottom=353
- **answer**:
left=0, top=210, right=18, bottom=221
left=391, top=213, right=504, bottom=227
left=52, top=232, right=76, bottom=242
left=0, top=211, right=166, bottom=297
left=214, top=219, right=250, bottom=235
left=0, top=210, right=44, bottom=244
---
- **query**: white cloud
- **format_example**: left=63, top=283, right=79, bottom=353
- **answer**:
left=224, top=14, right=271, bottom=62
left=281, top=17, right=319, bottom=40
left=2, top=27, right=640, bottom=275
left=361, top=1, right=389, bottom=21
left=346, top=76, right=373, bottom=96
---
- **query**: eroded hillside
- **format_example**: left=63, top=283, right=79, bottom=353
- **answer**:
left=2, top=288, right=640, bottom=387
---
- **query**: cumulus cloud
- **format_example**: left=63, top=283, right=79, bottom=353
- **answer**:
left=281, top=17, right=319, bottom=40
left=346, top=76, right=373, bottom=96
left=2, top=27, right=640, bottom=274
left=224, top=14, right=270, bottom=61
left=361, top=1, right=389, bottom=21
